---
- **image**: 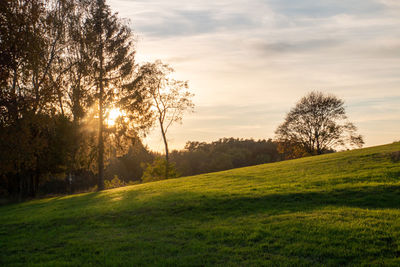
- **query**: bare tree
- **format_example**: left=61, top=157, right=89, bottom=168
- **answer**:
left=275, top=91, right=364, bottom=157
left=138, top=61, right=194, bottom=179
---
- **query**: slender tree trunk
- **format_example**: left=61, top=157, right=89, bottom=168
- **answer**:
left=11, top=68, right=19, bottom=121
left=159, top=118, right=169, bottom=179
left=29, top=171, right=39, bottom=198
left=18, top=174, right=23, bottom=202
left=97, top=0, right=105, bottom=191
left=28, top=173, right=33, bottom=197
left=316, top=133, right=321, bottom=155
left=57, top=86, right=65, bottom=116
left=30, top=157, right=40, bottom=197
left=98, top=63, right=105, bottom=191
left=34, top=170, right=39, bottom=196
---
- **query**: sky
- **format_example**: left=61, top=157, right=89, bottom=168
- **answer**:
left=108, top=0, right=400, bottom=152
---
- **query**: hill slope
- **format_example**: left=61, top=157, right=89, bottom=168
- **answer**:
left=1, top=143, right=400, bottom=266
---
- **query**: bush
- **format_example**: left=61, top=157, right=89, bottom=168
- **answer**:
left=141, top=158, right=180, bottom=183
left=105, top=176, right=126, bottom=189
left=391, top=151, right=400, bottom=163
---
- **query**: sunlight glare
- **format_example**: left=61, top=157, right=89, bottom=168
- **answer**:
left=107, top=108, right=124, bottom=126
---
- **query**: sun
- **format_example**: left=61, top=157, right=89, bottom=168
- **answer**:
left=106, top=108, right=124, bottom=126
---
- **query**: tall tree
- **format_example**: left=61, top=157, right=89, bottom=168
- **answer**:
left=137, top=61, right=194, bottom=179
left=85, top=0, right=136, bottom=190
left=0, top=0, right=72, bottom=198
left=58, top=0, right=95, bottom=178
left=275, top=91, right=364, bottom=157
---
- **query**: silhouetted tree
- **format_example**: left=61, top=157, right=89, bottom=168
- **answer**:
left=85, top=0, right=136, bottom=190
left=137, top=61, right=194, bottom=179
left=47, top=0, right=95, bottom=180
left=275, top=91, right=364, bottom=157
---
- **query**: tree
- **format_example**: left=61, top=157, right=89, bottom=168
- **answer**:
left=275, top=91, right=364, bottom=157
left=0, top=0, right=75, bottom=198
left=138, top=61, right=194, bottom=179
left=84, top=0, right=136, bottom=190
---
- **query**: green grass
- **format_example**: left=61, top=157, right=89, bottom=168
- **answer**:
left=1, top=143, right=400, bottom=266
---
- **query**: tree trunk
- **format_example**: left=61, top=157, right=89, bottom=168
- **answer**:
left=57, top=87, right=65, bottom=116
left=30, top=158, right=40, bottom=198
left=18, top=174, right=25, bottom=202
left=34, top=168, right=40, bottom=197
left=28, top=173, right=33, bottom=197
left=316, top=134, right=321, bottom=155
left=160, top=118, right=169, bottom=179
left=98, top=68, right=104, bottom=191
left=97, top=1, right=105, bottom=191
left=29, top=173, right=34, bottom=197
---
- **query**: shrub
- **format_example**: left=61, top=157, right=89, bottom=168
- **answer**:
left=141, top=158, right=180, bottom=183
left=105, top=176, right=126, bottom=189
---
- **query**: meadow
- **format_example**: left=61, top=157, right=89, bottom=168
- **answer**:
left=1, top=142, right=400, bottom=266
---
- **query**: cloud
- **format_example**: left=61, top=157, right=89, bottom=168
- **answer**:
left=135, top=9, right=256, bottom=37
left=267, top=0, right=384, bottom=17
left=254, top=38, right=343, bottom=54
left=110, top=0, right=266, bottom=37
left=108, top=0, right=400, bottom=150
left=379, top=0, right=400, bottom=8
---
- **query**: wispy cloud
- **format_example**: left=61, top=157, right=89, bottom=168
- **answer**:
left=267, top=0, right=384, bottom=17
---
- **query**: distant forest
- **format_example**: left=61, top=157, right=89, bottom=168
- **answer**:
left=171, top=138, right=280, bottom=176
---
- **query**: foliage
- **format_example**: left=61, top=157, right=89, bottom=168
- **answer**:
left=275, top=140, right=312, bottom=160
left=275, top=91, right=364, bottom=158
left=141, top=158, right=180, bottom=183
left=391, top=150, right=400, bottom=163
left=0, top=113, right=77, bottom=198
left=104, top=175, right=125, bottom=189
left=1, top=143, right=400, bottom=265
left=105, top=140, right=154, bottom=183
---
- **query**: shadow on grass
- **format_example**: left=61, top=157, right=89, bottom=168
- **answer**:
left=3, top=184, right=400, bottom=228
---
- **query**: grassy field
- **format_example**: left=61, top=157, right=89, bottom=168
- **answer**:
left=1, top=143, right=400, bottom=266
